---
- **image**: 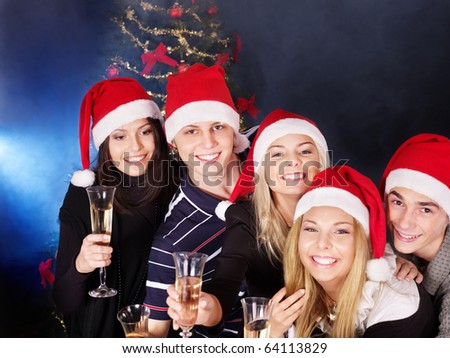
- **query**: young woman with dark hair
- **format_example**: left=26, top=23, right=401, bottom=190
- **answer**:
left=53, top=78, right=178, bottom=337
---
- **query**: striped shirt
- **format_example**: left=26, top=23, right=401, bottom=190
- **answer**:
left=144, top=175, right=245, bottom=337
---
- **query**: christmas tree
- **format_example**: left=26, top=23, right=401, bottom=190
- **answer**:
left=106, top=0, right=259, bottom=129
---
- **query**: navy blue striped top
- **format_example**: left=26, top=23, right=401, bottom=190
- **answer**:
left=144, top=174, right=245, bottom=337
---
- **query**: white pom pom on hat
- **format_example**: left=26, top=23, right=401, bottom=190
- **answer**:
left=365, top=257, right=392, bottom=282
left=71, top=77, right=162, bottom=187
left=215, top=200, right=233, bottom=221
left=71, top=169, right=96, bottom=188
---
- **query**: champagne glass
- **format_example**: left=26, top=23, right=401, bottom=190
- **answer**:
left=172, top=251, right=208, bottom=338
left=117, top=304, right=151, bottom=338
left=241, top=297, right=273, bottom=338
left=86, top=185, right=117, bottom=298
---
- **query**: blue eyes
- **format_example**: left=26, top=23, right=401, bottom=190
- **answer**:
left=335, top=230, right=350, bottom=235
left=303, top=227, right=317, bottom=232
left=269, top=149, right=314, bottom=158
left=302, top=227, right=350, bottom=235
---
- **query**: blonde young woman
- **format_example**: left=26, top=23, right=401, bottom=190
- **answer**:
left=283, top=165, right=436, bottom=337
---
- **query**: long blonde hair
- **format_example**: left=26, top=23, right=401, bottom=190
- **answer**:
left=252, top=175, right=290, bottom=264
left=283, top=215, right=370, bottom=337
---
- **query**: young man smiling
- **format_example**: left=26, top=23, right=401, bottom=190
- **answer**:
left=143, top=63, right=250, bottom=338
left=380, top=133, right=450, bottom=337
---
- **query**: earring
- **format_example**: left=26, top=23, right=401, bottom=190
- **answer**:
left=169, top=146, right=180, bottom=161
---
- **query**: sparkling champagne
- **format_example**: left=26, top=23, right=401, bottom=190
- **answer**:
left=90, top=205, right=113, bottom=234
left=86, top=185, right=117, bottom=298
left=175, top=276, right=202, bottom=328
left=244, top=319, right=271, bottom=338
left=126, top=332, right=147, bottom=338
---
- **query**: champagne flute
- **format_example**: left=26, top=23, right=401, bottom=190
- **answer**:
left=172, top=251, right=208, bottom=338
left=86, top=185, right=117, bottom=298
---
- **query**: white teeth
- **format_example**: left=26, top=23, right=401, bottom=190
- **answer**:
left=197, top=153, right=219, bottom=161
left=283, top=172, right=304, bottom=181
left=125, top=155, right=145, bottom=162
left=313, top=256, right=336, bottom=265
left=398, top=232, right=419, bottom=239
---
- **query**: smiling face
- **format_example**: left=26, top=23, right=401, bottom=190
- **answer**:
left=387, top=187, right=449, bottom=261
left=264, top=133, right=321, bottom=202
left=172, top=121, right=237, bottom=183
left=108, top=118, right=155, bottom=176
left=298, top=206, right=356, bottom=296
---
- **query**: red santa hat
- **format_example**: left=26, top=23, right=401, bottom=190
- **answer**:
left=215, top=108, right=329, bottom=220
left=294, top=165, right=390, bottom=281
left=379, top=133, right=450, bottom=217
left=71, top=77, right=162, bottom=188
left=164, top=63, right=249, bottom=153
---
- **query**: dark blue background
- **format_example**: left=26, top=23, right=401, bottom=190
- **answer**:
left=0, top=0, right=449, bottom=336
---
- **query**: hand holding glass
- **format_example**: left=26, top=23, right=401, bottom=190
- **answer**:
left=117, top=304, right=151, bottom=338
left=172, top=251, right=208, bottom=338
left=241, top=297, right=273, bottom=338
left=86, top=185, right=117, bottom=298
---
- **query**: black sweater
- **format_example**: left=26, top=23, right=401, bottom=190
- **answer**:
left=53, top=181, right=169, bottom=337
left=203, top=200, right=284, bottom=325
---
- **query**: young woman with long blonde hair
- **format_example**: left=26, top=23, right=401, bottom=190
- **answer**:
left=284, top=165, right=436, bottom=337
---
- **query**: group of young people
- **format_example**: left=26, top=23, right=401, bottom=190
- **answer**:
left=53, top=62, right=449, bottom=338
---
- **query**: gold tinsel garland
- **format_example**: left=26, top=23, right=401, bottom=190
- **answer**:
left=114, top=5, right=230, bottom=58
left=111, top=57, right=170, bottom=100
left=139, top=1, right=165, bottom=13
left=109, top=1, right=239, bottom=108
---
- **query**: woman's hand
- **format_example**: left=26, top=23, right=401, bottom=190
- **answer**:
left=166, top=285, right=223, bottom=331
left=75, top=234, right=113, bottom=274
left=395, top=256, right=423, bottom=283
left=269, top=287, right=305, bottom=338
